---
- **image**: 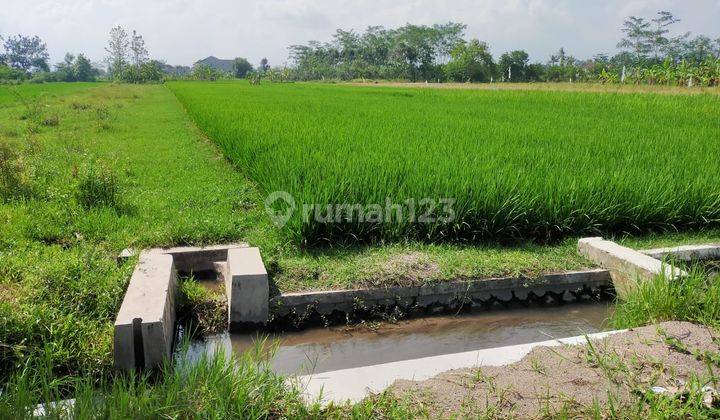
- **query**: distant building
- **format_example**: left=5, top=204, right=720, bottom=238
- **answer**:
left=162, top=64, right=192, bottom=76
left=194, top=56, right=234, bottom=73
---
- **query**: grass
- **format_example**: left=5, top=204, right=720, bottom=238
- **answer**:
left=0, top=82, right=597, bottom=383
left=610, top=268, right=720, bottom=329
left=168, top=80, right=720, bottom=245
left=0, top=344, right=423, bottom=419
left=0, top=82, right=270, bottom=380
left=355, top=81, right=720, bottom=96
left=1, top=81, right=720, bottom=418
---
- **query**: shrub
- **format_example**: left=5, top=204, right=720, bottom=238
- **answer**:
left=0, top=64, right=27, bottom=82
left=75, top=162, right=121, bottom=210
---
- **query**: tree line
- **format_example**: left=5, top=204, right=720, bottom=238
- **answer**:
left=2, top=10, right=719, bottom=85
left=0, top=34, right=101, bottom=83
left=285, top=11, right=720, bottom=85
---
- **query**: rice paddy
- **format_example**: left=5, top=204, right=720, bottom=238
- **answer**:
left=169, top=81, right=720, bottom=245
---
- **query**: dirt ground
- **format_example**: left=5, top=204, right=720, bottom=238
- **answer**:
left=389, top=321, right=720, bottom=418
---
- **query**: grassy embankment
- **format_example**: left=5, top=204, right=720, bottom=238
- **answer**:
left=1, top=81, right=720, bottom=417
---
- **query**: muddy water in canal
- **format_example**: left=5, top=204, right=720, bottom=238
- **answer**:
left=183, top=301, right=613, bottom=375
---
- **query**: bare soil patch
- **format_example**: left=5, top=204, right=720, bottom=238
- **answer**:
left=389, top=321, right=720, bottom=417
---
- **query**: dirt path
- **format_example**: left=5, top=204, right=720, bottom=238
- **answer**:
left=388, top=321, right=720, bottom=417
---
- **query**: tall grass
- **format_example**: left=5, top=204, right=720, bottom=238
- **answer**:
left=611, top=268, right=720, bottom=329
left=169, top=81, right=720, bottom=245
left=0, top=345, right=303, bottom=418
left=0, top=344, right=421, bottom=419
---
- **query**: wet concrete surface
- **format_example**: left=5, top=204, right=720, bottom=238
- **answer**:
left=182, top=301, right=613, bottom=375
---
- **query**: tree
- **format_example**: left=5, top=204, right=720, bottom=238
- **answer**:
left=432, top=22, right=466, bottom=64
left=139, top=60, right=163, bottom=82
left=2, top=34, right=49, bottom=72
left=231, top=57, right=253, bottom=78
left=617, top=11, right=680, bottom=63
left=192, top=63, right=221, bottom=81
left=130, top=30, right=149, bottom=66
left=391, top=24, right=438, bottom=81
left=444, top=39, right=495, bottom=82
left=617, top=16, right=652, bottom=63
left=105, top=26, right=130, bottom=78
left=0, top=64, right=27, bottom=81
left=74, top=54, right=96, bottom=81
left=549, top=47, right=574, bottom=67
left=259, top=58, right=270, bottom=73
left=54, top=53, right=76, bottom=81
left=546, top=47, right=578, bottom=81
left=498, top=50, right=530, bottom=81
left=650, top=11, right=680, bottom=60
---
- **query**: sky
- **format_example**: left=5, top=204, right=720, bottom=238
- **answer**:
left=1, top=0, right=719, bottom=68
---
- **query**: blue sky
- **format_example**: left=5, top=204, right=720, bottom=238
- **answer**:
left=2, top=0, right=718, bottom=68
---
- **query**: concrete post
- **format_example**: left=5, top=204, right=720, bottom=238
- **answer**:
left=114, top=252, right=176, bottom=370
left=225, top=247, right=269, bottom=329
left=578, top=237, right=686, bottom=298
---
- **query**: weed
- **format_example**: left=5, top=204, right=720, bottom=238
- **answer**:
left=177, top=276, right=227, bottom=335
left=15, top=94, right=45, bottom=123
left=69, top=102, right=90, bottom=110
left=74, top=161, right=121, bottom=210
left=42, top=114, right=59, bottom=127
left=0, top=139, right=32, bottom=201
left=529, top=357, right=546, bottom=375
left=611, top=268, right=720, bottom=329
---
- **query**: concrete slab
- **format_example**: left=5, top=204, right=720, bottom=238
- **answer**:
left=640, top=244, right=720, bottom=262
left=114, top=252, right=176, bottom=370
left=271, top=269, right=612, bottom=317
left=578, top=237, right=686, bottom=297
left=226, top=247, right=269, bottom=327
left=149, top=243, right=247, bottom=272
left=295, top=329, right=626, bottom=405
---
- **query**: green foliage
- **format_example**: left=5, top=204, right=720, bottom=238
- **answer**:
left=0, top=64, right=27, bottom=82
left=0, top=346, right=307, bottom=418
left=444, top=39, right=495, bottom=82
left=289, top=22, right=466, bottom=81
left=0, top=82, right=271, bottom=381
left=612, top=269, right=720, bottom=329
left=53, top=53, right=98, bottom=82
left=177, top=277, right=226, bottom=335
left=0, top=139, right=31, bottom=201
left=191, top=63, right=223, bottom=81
left=0, top=344, right=423, bottom=418
left=118, top=60, right=164, bottom=83
left=104, top=26, right=129, bottom=78
left=103, top=26, right=162, bottom=83
left=1, top=34, right=49, bottom=73
left=169, top=81, right=720, bottom=245
left=74, top=161, right=121, bottom=210
left=231, top=57, right=253, bottom=78
left=498, top=50, right=538, bottom=81
left=282, top=14, right=719, bottom=85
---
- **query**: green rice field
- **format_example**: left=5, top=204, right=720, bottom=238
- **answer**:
left=169, top=81, right=720, bottom=245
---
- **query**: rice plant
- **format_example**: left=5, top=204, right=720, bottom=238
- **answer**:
left=169, top=81, right=720, bottom=245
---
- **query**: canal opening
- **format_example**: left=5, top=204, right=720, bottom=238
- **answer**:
left=179, top=299, right=614, bottom=376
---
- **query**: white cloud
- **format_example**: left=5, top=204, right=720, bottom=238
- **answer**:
left=1, top=0, right=718, bottom=68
